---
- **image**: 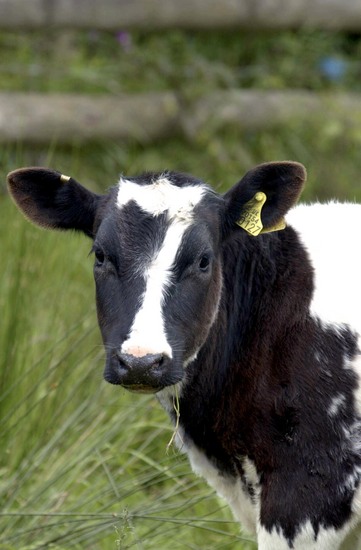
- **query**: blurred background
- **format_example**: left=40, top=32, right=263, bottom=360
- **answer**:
left=1, top=0, right=361, bottom=548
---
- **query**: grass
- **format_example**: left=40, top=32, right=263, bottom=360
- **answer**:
left=1, top=25, right=361, bottom=549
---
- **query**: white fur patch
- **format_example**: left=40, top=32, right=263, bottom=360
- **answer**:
left=328, top=394, right=346, bottom=417
left=116, top=176, right=205, bottom=221
left=257, top=521, right=350, bottom=550
left=351, top=343, right=361, bottom=417
left=351, top=466, right=361, bottom=515
left=287, top=202, right=361, bottom=334
left=122, top=219, right=188, bottom=357
left=176, top=433, right=259, bottom=535
left=119, top=176, right=205, bottom=358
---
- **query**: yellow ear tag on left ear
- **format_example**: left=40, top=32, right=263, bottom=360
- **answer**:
left=236, top=192, right=267, bottom=236
left=60, top=174, right=71, bottom=183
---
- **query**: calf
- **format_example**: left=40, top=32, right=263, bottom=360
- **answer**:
left=7, top=162, right=361, bottom=549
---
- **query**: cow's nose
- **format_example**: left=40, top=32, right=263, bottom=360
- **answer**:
left=104, top=349, right=184, bottom=392
left=117, top=352, right=164, bottom=372
left=112, top=351, right=167, bottom=393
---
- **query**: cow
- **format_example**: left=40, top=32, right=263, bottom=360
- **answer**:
left=7, top=161, right=361, bottom=550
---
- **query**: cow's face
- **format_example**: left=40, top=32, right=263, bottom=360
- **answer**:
left=93, top=174, right=224, bottom=393
left=7, top=162, right=306, bottom=393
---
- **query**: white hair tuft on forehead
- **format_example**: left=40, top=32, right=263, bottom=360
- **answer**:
left=116, top=175, right=205, bottom=222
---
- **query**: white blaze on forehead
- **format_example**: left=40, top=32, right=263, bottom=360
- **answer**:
left=122, top=222, right=186, bottom=357
left=116, top=176, right=205, bottom=221
left=119, top=175, right=206, bottom=358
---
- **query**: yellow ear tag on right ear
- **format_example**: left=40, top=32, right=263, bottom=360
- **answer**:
left=236, top=192, right=266, bottom=236
left=60, top=174, right=71, bottom=183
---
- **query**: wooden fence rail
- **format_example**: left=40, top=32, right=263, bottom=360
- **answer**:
left=1, top=90, right=361, bottom=144
left=1, top=0, right=361, bottom=31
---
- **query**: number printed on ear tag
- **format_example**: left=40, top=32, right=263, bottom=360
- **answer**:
left=236, top=192, right=266, bottom=236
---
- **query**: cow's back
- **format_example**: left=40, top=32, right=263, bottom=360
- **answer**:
left=287, top=202, right=361, bottom=335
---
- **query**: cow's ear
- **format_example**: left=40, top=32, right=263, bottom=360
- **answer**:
left=7, top=167, right=103, bottom=238
left=222, top=161, right=306, bottom=238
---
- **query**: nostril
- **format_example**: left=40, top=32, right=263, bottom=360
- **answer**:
left=116, top=352, right=165, bottom=371
left=116, top=352, right=131, bottom=374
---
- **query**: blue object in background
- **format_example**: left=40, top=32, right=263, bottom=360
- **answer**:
left=319, top=56, right=347, bottom=81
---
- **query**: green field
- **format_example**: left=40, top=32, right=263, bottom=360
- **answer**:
left=1, top=28, right=361, bottom=549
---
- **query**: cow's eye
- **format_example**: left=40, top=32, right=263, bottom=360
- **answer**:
left=94, top=249, right=105, bottom=267
left=199, top=254, right=210, bottom=272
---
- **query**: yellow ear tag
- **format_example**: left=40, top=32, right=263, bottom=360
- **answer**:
left=60, top=174, right=71, bottom=183
left=236, top=191, right=287, bottom=236
left=236, top=192, right=267, bottom=236
left=261, top=218, right=287, bottom=234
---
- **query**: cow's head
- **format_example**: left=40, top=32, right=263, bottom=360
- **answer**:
left=7, top=162, right=306, bottom=393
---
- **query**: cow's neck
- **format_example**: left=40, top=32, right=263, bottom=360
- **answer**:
left=174, top=227, right=314, bottom=470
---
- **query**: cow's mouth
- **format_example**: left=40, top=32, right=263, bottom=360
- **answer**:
left=121, top=383, right=164, bottom=394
